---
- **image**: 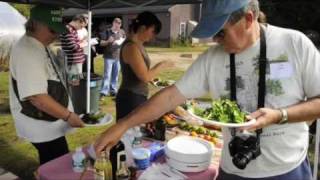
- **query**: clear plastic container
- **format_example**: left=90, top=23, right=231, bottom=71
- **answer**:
left=132, top=148, right=151, bottom=170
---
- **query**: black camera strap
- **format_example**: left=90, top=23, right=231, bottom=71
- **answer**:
left=45, top=48, right=69, bottom=93
left=230, top=25, right=267, bottom=137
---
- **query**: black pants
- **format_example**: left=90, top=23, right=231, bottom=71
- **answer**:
left=82, top=52, right=96, bottom=74
left=116, top=89, right=147, bottom=121
left=32, top=136, right=69, bottom=165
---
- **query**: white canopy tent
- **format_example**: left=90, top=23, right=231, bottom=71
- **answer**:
left=0, top=2, right=26, bottom=71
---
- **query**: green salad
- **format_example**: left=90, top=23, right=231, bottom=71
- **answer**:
left=82, top=112, right=105, bottom=124
left=189, top=99, right=246, bottom=124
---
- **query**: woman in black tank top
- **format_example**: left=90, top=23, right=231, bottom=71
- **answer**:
left=116, top=11, right=172, bottom=120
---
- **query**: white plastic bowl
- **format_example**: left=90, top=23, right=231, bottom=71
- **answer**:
left=165, top=136, right=213, bottom=164
left=166, top=156, right=211, bottom=172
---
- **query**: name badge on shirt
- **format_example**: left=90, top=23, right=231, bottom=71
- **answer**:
left=270, top=62, right=293, bottom=79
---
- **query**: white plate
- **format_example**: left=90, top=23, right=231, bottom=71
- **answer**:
left=187, top=109, right=256, bottom=128
left=80, top=113, right=113, bottom=127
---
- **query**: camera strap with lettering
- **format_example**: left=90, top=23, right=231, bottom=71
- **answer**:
left=230, top=24, right=267, bottom=137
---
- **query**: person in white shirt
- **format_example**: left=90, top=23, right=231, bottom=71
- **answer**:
left=78, top=14, right=97, bottom=74
left=94, top=0, right=320, bottom=179
left=9, top=5, right=84, bottom=165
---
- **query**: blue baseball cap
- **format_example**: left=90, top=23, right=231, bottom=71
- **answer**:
left=191, top=0, right=250, bottom=38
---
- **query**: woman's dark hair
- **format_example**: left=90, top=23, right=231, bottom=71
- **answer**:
left=129, top=11, right=161, bottom=34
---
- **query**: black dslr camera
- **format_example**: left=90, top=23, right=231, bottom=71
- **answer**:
left=228, top=134, right=261, bottom=169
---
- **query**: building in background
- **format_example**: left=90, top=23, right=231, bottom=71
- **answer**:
left=64, top=4, right=201, bottom=47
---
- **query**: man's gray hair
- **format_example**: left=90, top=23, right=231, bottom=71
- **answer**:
left=228, top=0, right=260, bottom=25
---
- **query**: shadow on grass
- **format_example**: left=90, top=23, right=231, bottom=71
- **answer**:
left=0, top=138, right=38, bottom=180
left=0, top=97, right=10, bottom=114
left=0, top=104, right=10, bottom=114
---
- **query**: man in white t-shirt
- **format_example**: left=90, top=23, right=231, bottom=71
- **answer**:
left=94, top=0, right=320, bottom=179
left=9, top=5, right=84, bottom=165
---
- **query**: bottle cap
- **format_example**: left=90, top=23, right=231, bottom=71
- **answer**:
left=134, top=126, right=141, bottom=132
left=135, top=132, right=143, bottom=138
left=120, top=154, right=126, bottom=161
left=76, top=147, right=82, bottom=152
left=100, top=151, right=106, bottom=157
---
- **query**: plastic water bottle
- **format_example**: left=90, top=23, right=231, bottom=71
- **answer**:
left=121, top=129, right=135, bottom=167
left=132, top=127, right=143, bottom=149
left=72, top=147, right=86, bottom=173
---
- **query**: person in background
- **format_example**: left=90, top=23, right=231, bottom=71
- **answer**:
left=60, top=14, right=87, bottom=86
left=95, top=0, right=320, bottom=179
left=115, top=11, right=172, bottom=120
left=77, top=14, right=89, bottom=53
left=9, top=5, right=84, bottom=165
left=99, top=17, right=126, bottom=99
left=78, top=14, right=97, bottom=74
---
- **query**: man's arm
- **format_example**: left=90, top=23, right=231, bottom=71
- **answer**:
left=94, top=85, right=186, bottom=154
left=99, top=30, right=114, bottom=47
left=246, top=97, right=320, bottom=131
left=28, top=94, right=84, bottom=127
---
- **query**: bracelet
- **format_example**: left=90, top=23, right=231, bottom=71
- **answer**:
left=64, top=111, right=72, bottom=122
left=278, top=109, right=288, bottom=124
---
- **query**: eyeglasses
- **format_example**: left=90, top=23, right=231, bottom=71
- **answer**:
left=49, top=28, right=57, bottom=34
left=214, top=29, right=225, bottom=39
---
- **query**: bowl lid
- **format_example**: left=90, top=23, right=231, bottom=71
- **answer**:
left=132, top=148, right=151, bottom=160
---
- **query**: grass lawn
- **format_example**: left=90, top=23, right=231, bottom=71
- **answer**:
left=0, top=48, right=187, bottom=179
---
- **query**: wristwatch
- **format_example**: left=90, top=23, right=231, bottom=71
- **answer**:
left=278, top=109, right=288, bottom=124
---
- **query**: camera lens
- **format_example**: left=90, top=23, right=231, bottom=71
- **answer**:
left=232, top=151, right=253, bottom=169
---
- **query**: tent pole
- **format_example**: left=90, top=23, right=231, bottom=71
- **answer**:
left=86, top=10, right=92, bottom=114
left=313, top=119, right=319, bottom=180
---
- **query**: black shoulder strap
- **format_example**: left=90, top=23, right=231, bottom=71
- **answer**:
left=230, top=25, right=267, bottom=135
left=258, top=26, right=267, bottom=109
left=230, top=53, right=236, bottom=101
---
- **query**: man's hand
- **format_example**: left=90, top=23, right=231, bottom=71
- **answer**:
left=243, top=108, right=282, bottom=131
left=107, top=36, right=115, bottom=43
left=67, top=113, right=85, bottom=127
left=94, top=121, right=128, bottom=156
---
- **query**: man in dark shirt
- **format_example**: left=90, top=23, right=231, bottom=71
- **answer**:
left=99, top=17, right=126, bottom=98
